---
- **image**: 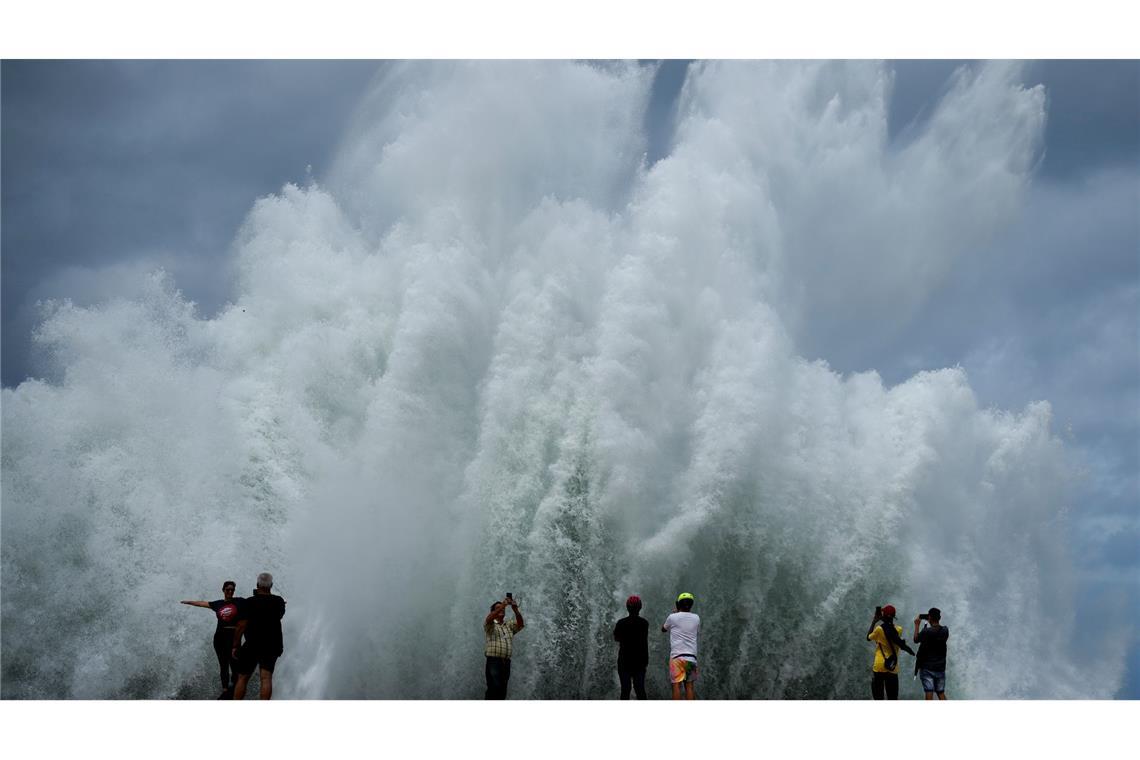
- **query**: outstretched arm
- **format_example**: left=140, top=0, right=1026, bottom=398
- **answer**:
left=181, top=600, right=210, bottom=608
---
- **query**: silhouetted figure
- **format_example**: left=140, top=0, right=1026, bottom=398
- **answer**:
left=913, top=607, right=949, bottom=700
left=181, top=580, right=240, bottom=698
left=614, top=595, right=649, bottom=699
left=232, top=572, right=286, bottom=700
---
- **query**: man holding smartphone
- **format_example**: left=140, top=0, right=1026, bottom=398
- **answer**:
left=483, top=593, right=524, bottom=699
left=913, top=607, right=949, bottom=700
left=866, top=604, right=915, bottom=700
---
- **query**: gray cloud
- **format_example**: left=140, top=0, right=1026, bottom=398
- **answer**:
left=889, top=60, right=1140, bottom=180
left=2, top=60, right=1137, bottom=695
left=2, top=60, right=380, bottom=386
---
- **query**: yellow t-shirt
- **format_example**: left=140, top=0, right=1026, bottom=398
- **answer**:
left=868, top=624, right=904, bottom=674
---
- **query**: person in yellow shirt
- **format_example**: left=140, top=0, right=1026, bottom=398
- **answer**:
left=866, top=604, right=915, bottom=700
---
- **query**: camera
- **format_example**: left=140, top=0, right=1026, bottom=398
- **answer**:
left=506, top=593, right=513, bottom=601
left=919, top=613, right=928, bottom=620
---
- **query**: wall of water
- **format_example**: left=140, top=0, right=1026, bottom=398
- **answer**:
left=1, top=61, right=1125, bottom=698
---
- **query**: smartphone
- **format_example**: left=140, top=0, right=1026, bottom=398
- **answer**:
left=919, top=613, right=928, bottom=620
left=506, top=593, right=513, bottom=600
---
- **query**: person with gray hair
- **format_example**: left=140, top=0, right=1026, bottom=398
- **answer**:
left=231, top=572, right=286, bottom=699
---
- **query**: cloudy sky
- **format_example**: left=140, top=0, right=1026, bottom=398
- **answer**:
left=2, top=60, right=1138, bottom=697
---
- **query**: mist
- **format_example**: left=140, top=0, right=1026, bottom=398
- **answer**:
left=1, top=61, right=1126, bottom=698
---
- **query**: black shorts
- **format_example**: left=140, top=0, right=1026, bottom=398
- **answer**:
left=235, top=644, right=281, bottom=675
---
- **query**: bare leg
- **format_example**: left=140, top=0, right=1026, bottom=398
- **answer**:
left=233, top=673, right=250, bottom=700
left=685, top=682, right=696, bottom=700
left=672, top=683, right=682, bottom=700
left=925, top=692, right=934, bottom=701
left=259, top=668, right=273, bottom=700
left=938, top=692, right=948, bottom=700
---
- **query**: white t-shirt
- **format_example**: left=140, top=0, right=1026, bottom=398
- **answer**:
left=662, top=611, right=700, bottom=660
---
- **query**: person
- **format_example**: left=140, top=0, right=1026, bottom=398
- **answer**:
left=483, top=594, right=524, bottom=699
left=661, top=592, right=700, bottom=700
left=866, top=604, right=916, bottom=700
left=180, top=580, right=241, bottom=698
left=613, top=595, right=649, bottom=699
left=913, top=607, right=949, bottom=700
left=231, top=572, right=286, bottom=700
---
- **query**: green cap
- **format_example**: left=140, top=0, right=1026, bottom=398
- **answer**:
left=677, top=592, right=695, bottom=602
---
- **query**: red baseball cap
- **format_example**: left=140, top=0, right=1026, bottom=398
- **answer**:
left=881, top=604, right=896, bottom=617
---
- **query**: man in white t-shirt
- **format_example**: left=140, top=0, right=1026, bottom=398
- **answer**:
left=661, top=592, right=700, bottom=700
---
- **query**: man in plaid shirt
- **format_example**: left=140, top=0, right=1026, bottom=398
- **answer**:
left=483, top=595, right=524, bottom=699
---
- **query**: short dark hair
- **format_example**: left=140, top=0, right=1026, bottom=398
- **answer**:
left=928, top=607, right=941, bottom=621
left=222, top=580, right=236, bottom=590
left=490, top=602, right=501, bottom=612
left=677, top=598, right=694, bottom=612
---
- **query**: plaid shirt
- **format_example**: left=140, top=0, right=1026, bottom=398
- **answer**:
left=484, top=618, right=520, bottom=659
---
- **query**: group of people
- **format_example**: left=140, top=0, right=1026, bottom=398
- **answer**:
left=483, top=591, right=702, bottom=700
left=180, top=572, right=286, bottom=699
left=184, top=578, right=946, bottom=700
left=867, top=603, right=950, bottom=700
left=485, top=593, right=950, bottom=700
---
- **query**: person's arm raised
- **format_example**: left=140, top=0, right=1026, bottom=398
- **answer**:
left=511, top=602, right=524, bottom=632
left=867, top=609, right=881, bottom=640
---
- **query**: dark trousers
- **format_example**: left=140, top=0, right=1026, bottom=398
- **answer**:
left=485, top=656, right=511, bottom=700
left=212, top=632, right=237, bottom=692
left=871, top=671, right=899, bottom=700
left=618, top=667, right=647, bottom=700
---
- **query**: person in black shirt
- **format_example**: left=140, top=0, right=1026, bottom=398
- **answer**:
left=181, top=579, right=240, bottom=698
left=613, top=595, right=649, bottom=700
left=913, top=607, right=949, bottom=700
left=231, top=572, right=287, bottom=700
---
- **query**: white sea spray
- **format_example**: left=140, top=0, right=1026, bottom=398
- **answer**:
left=1, top=61, right=1125, bottom=698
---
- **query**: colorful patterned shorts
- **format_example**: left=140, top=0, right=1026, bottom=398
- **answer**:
left=669, top=657, right=698, bottom=683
